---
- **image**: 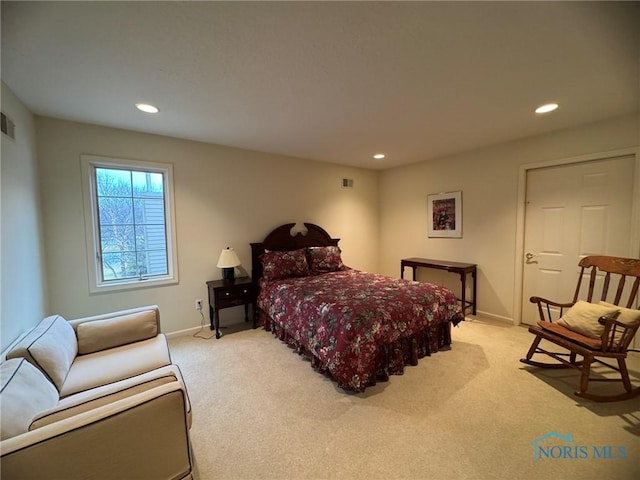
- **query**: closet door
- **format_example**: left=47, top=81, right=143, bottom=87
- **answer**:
left=521, top=155, right=635, bottom=326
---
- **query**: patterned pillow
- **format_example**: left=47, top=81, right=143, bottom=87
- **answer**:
left=261, top=249, right=310, bottom=281
left=306, top=246, right=345, bottom=274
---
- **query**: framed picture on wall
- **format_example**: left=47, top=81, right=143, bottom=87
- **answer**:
left=427, top=191, right=462, bottom=238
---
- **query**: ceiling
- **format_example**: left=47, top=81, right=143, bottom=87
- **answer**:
left=2, top=1, right=639, bottom=170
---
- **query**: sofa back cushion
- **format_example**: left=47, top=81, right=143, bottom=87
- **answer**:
left=6, top=315, right=78, bottom=392
left=1, top=358, right=59, bottom=440
left=76, top=310, right=159, bottom=355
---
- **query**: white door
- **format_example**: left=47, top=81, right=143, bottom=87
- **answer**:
left=521, top=155, right=636, bottom=326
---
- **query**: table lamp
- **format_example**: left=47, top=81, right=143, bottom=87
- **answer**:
left=217, top=247, right=241, bottom=281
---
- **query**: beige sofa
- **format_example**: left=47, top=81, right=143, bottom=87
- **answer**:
left=0, top=306, right=194, bottom=479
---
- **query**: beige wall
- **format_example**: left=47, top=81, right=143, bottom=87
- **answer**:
left=2, top=97, right=637, bottom=345
left=1, top=82, right=48, bottom=351
left=35, top=117, right=379, bottom=334
left=379, top=113, right=639, bottom=324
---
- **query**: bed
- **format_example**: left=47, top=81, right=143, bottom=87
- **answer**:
left=250, top=223, right=464, bottom=392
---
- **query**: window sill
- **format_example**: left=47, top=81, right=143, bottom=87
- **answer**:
left=89, top=276, right=179, bottom=294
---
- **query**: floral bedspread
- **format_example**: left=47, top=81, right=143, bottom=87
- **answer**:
left=257, top=269, right=463, bottom=392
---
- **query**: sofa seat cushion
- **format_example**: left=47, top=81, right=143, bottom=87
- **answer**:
left=6, top=315, right=77, bottom=391
left=59, top=335, right=171, bottom=398
left=31, top=365, right=187, bottom=430
left=1, top=359, right=59, bottom=440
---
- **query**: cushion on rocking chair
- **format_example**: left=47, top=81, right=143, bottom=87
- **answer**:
left=537, top=321, right=602, bottom=350
left=555, top=300, right=620, bottom=339
left=598, top=301, right=640, bottom=327
left=599, top=301, right=640, bottom=345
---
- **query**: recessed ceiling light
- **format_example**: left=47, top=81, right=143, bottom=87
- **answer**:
left=535, top=103, right=559, bottom=114
left=135, top=103, right=160, bottom=114
left=373, top=153, right=385, bottom=159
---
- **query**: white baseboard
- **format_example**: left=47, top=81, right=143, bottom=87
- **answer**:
left=467, top=310, right=514, bottom=325
left=165, top=326, right=205, bottom=338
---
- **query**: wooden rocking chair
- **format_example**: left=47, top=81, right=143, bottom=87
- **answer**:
left=520, top=255, right=640, bottom=402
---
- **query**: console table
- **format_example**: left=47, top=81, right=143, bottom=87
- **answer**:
left=401, top=258, right=477, bottom=316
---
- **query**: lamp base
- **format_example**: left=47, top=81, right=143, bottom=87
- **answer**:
left=222, top=267, right=235, bottom=282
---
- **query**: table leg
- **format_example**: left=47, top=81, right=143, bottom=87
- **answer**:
left=460, top=271, right=467, bottom=318
left=244, top=303, right=249, bottom=322
left=214, top=309, right=221, bottom=339
left=252, top=303, right=258, bottom=329
left=472, top=268, right=477, bottom=315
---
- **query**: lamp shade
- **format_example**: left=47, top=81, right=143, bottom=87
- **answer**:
left=217, top=247, right=241, bottom=281
left=217, top=248, right=241, bottom=268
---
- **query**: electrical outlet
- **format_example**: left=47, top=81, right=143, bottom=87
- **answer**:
left=195, top=299, right=202, bottom=311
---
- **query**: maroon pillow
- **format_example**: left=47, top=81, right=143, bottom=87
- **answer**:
left=261, top=249, right=310, bottom=281
left=306, top=246, right=344, bottom=274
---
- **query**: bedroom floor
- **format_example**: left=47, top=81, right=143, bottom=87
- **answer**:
left=169, top=316, right=640, bottom=480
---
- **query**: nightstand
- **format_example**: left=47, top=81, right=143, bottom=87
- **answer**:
left=206, top=277, right=257, bottom=339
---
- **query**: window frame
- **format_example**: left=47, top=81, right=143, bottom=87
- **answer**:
left=81, top=154, right=179, bottom=293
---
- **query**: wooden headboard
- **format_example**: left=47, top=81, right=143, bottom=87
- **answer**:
left=250, top=223, right=340, bottom=282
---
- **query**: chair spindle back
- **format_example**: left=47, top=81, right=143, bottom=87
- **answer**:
left=572, top=256, right=640, bottom=309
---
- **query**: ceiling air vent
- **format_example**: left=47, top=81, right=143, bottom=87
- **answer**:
left=342, top=178, right=354, bottom=189
left=1, top=112, right=16, bottom=139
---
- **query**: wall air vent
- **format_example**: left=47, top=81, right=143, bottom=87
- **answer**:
left=1, top=112, right=16, bottom=139
left=342, top=178, right=354, bottom=189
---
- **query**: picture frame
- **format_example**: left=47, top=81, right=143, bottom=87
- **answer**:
left=427, top=191, right=462, bottom=238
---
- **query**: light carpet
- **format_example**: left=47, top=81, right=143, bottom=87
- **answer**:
left=168, top=317, right=640, bottom=480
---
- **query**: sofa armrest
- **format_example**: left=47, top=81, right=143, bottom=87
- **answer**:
left=69, top=305, right=161, bottom=354
left=1, top=384, right=193, bottom=479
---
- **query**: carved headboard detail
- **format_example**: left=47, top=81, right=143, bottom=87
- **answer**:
left=250, top=223, right=340, bottom=282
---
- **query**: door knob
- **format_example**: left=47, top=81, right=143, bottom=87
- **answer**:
left=525, top=253, right=538, bottom=264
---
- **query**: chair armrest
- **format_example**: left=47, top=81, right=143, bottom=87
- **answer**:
left=598, top=316, right=640, bottom=352
left=1, top=384, right=192, bottom=479
left=529, top=296, right=575, bottom=323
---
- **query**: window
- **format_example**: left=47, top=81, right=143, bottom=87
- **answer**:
left=81, top=155, right=178, bottom=292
